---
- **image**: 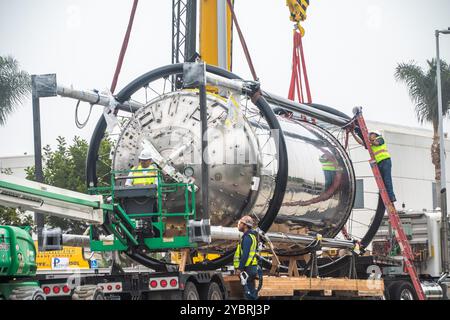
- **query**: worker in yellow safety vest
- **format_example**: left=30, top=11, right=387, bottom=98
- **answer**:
left=234, top=215, right=259, bottom=300
left=125, top=149, right=159, bottom=187
left=319, top=152, right=339, bottom=190
left=369, top=131, right=396, bottom=202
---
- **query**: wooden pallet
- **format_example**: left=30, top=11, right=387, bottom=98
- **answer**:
left=223, top=275, right=384, bottom=298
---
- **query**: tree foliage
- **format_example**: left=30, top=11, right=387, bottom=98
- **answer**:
left=0, top=168, right=34, bottom=226
left=24, top=136, right=113, bottom=233
left=0, top=55, right=30, bottom=125
left=395, top=59, right=450, bottom=127
left=395, top=59, right=450, bottom=185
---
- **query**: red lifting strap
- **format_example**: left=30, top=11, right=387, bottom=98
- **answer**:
left=288, top=31, right=312, bottom=104
left=110, top=0, right=139, bottom=94
left=226, top=0, right=258, bottom=81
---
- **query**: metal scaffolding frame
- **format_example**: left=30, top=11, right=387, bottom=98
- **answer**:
left=171, top=0, right=197, bottom=64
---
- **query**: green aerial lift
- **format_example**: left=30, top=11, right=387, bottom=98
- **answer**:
left=0, top=225, right=45, bottom=300
left=0, top=168, right=202, bottom=300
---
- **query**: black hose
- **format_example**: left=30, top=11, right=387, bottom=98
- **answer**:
left=305, top=102, right=351, bottom=120
left=360, top=195, right=385, bottom=249
left=258, top=253, right=353, bottom=276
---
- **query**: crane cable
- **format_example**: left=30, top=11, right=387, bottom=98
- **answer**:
left=74, top=0, right=139, bottom=129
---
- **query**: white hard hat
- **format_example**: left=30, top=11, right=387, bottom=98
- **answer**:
left=139, top=149, right=153, bottom=160
left=239, top=215, right=255, bottom=228
left=370, top=130, right=381, bottom=136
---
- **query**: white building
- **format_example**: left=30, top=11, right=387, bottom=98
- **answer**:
left=0, top=154, right=34, bottom=178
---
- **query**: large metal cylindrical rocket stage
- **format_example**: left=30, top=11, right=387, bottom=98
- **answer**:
left=80, top=63, right=371, bottom=270
left=112, top=91, right=355, bottom=255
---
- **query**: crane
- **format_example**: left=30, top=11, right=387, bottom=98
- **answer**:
left=172, top=0, right=310, bottom=73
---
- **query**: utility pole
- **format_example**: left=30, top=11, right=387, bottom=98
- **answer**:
left=435, top=28, right=450, bottom=275
left=31, top=74, right=58, bottom=251
left=31, top=75, right=45, bottom=250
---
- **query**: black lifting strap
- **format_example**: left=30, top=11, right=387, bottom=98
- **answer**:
left=253, top=232, right=264, bottom=294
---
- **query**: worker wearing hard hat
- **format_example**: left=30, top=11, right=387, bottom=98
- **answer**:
left=319, top=152, right=339, bottom=190
left=125, top=149, right=159, bottom=187
left=369, top=131, right=396, bottom=202
left=234, top=215, right=259, bottom=300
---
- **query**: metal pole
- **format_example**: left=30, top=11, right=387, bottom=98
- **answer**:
left=209, top=226, right=355, bottom=249
left=436, top=30, right=450, bottom=274
left=185, top=0, right=197, bottom=62
left=31, top=75, right=45, bottom=250
left=199, top=69, right=209, bottom=221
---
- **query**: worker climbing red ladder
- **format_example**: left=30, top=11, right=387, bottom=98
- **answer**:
left=353, top=108, right=426, bottom=300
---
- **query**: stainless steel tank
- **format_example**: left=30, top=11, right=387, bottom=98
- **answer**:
left=113, top=90, right=355, bottom=253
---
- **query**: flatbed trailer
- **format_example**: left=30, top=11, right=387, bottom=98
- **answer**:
left=34, top=268, right=229, bottom=300
left=30, top=254, right=398, bottom=300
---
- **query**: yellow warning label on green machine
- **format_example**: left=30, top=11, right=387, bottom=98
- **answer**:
left=34, top=242, right=90, bottom=270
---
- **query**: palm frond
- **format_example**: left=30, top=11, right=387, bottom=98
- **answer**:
left=395, top=59, right=450, bottom=126
left=0, top=56, right=31, bottom=125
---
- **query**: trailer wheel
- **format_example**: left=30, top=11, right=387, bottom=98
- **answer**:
left=9, top=286, right=46, bottom=300
left=382, top=289, right=390, bottom=300
left=383, top=280, right=398, bottom=300
left=390, top=281, right=417, bottom=300
left=182, top=282, right=200, bottom=300
left=72, top=285, right=105, bottom=300
left=203, top=282, right=223, bottom=300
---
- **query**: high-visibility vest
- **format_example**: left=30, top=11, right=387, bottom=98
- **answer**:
left=233, top=232, right=258, bottom=269
left=131, top=164, right=157, bottom=185
left=319, top=155, right=337, bottom=171
left=371, top=138, right=391, bottom=163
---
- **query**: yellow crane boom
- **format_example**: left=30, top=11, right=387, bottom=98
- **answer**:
left=200, top=0, right=234, bottom=71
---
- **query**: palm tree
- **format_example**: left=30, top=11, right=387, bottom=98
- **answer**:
left=0, top=56, right=31, bottom=125
left=395, top=59, right=450, bottom=203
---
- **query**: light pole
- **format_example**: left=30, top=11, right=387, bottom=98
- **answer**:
left=436, top=27, right=450, bottom=275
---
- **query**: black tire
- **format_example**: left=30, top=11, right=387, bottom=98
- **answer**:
left=9, top=286, right=46, bottom=300
left=182, top=281, right=200, bottom=300
left=31, top=289, right=46, bottom=301
left=203, top=282, right=223, bottom=300
left=72, top=285, right=105, bottom=300
left=390, top=281, right=417, bottom=300
left=383, top=280, right=398, bottom=300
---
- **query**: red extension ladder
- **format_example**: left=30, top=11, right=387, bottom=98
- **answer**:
left=355, top=110, right=426, bottom=300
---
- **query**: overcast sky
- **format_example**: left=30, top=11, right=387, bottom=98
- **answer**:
left=1, top=0, right=450, bottom=157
